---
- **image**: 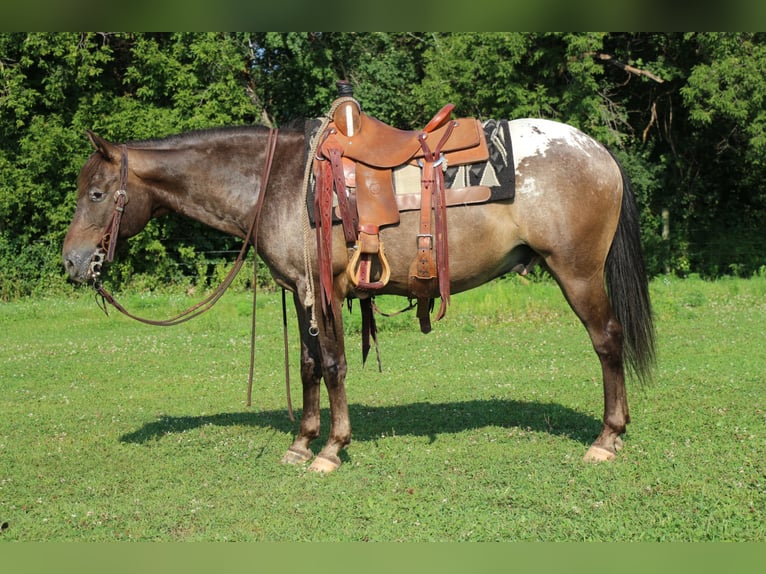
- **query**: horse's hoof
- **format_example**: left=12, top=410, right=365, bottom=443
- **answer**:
left=583, top=444, right=617, bottom=462
left=281, top=446, right=313, bottom=465
left=614, top=436, right=624, bottom=452
left=308, top=454, right=341, bottom=473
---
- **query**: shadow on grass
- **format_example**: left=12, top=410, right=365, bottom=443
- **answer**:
left=120, top=399, right=601, bottom=447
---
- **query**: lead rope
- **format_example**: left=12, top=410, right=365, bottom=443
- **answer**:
left=300, top=134, right=320, bottom=336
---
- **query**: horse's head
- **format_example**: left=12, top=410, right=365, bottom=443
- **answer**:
left=62, top=131, right=157, bottom=284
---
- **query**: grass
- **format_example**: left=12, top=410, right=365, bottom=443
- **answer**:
left=1, top=274, right=764, bottom=541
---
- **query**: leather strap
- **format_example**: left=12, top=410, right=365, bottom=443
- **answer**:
left=101, top=145, right=129, bottom=262
left=325, top=137, right=358, bottom=243
left=409, top=121, right=456, bottom=331
left=315, top=156, right=336, bottom=316
left=415, top=157, right=435, bottom=279
left=360, top=297, right=381, bottom=371
left=96, top=129, right=279, bottom=330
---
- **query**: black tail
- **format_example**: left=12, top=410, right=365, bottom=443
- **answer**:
left=605, top=155, right=656, bottom=386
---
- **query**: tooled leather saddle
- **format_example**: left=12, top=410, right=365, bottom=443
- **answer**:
left=310, top=84, right=514, bottom=358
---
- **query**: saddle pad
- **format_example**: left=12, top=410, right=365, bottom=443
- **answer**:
left=305, top=118, right=515, bottom=225
left=445, top=119, right=515, bottom=203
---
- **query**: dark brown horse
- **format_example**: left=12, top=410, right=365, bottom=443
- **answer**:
left=63, top=118, right=655, bottom=472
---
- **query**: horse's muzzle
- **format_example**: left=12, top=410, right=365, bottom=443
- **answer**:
left=63, top=246, right=101, bottom=284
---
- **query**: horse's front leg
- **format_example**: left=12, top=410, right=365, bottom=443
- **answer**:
left=280, top=293, right=351, bottom=473
left=308, top=297, right=350, bottom=473
left=281, top=295, right=323, bottom=465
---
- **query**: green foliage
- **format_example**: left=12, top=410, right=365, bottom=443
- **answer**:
left=2, top=33, right=766, bottom=299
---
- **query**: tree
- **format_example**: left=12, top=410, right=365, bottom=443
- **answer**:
left=2, top=33, right=766, bottom=299
left=677, top=33, right=766, bottom=274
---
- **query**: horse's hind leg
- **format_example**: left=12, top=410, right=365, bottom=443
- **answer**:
left=552, top=270, right=629, bottom=461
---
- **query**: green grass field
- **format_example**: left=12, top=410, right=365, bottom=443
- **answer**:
left=1, top=275, right=764, bottom=541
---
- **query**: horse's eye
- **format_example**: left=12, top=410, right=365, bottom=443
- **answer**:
left=89, top=189, right=106, bottom=202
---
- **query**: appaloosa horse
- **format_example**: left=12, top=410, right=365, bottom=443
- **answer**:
left=63, top=117, right=655, bottom=472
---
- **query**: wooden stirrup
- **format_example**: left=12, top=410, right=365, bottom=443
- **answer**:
left=347, top=241, right=392, bottom=290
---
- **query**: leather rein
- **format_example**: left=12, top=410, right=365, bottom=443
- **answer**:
left=91, top=129, right=291, bottom=415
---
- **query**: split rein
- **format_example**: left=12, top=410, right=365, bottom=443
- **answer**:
left=90, top=129, right=294, bottom=417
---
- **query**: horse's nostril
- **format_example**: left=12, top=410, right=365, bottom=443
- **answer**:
left=64, top=258, right=78, bottom=281
left=63, top=252, right=88, bottom=282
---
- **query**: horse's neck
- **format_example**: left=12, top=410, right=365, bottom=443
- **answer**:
left=169, top=160, right=260, bottom=237
left=145, top=131, right=305, bottom=240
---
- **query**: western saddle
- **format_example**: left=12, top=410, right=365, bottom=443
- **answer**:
left=313, top=83, right=490, bottom=340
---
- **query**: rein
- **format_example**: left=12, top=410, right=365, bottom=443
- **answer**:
left=92, top=129, right=292, bottom=416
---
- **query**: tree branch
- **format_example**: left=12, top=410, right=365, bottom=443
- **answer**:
left=591, top=52, right=665, bottom=84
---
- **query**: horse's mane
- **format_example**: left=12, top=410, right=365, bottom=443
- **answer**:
left=126, top=120, right=306, bottom=149
left=125, top=125, right=272, bottom=149
left=78, top=121, right=306, bottom=193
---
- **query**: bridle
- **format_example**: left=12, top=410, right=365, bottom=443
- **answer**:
left=88, top=128, right=287, bottom=414
left=89, top=144, right=128, bottom=282
left=91, top=130, right=278, bottom=324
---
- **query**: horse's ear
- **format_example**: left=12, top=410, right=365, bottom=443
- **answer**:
left=86, top=130, right=118, bottom=161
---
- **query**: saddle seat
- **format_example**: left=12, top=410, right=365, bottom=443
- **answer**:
left=329, top=101, right=486, bottom=168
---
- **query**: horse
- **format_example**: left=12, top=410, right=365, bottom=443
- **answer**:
left=62, top=117, right=655, bottom=473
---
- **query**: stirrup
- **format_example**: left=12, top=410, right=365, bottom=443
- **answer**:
left=347, top=241, right=391, bottom=291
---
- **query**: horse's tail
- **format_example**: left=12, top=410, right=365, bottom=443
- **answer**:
left=605, top=153, right=656, bottom=386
